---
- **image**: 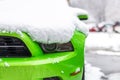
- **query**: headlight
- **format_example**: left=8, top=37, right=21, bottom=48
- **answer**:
left=40, top=42, right=74, bottom=53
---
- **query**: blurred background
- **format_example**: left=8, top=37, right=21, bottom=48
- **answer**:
left=70, top=0, right=120, bottom=22
left=69, top=0, right=120, bottom=33
left=68, top=0, right=120, bottom=80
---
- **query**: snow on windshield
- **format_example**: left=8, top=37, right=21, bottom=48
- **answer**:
left=0, top=0, right=88, bottom=44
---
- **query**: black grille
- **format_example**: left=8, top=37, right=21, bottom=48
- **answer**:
left=43, top=77, right=61, bottom=80
left=0, top=36, right=31, bottom=57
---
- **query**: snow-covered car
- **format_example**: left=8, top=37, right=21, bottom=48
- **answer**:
left=114, top=25, right=120, bottom=33
left=86, top=23, right=98, bottom=32
left=0, top=0, right=88, bottom=80
left=98, top=22, right=114, bottom=32
left=89, top=27, right=98, bottom=32
left=113, top=21, right=120, bottom=33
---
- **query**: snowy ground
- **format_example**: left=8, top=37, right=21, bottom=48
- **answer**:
left=85, top=32, right=120, bottom=80
left=85, top=32, right=120, bottom=53
left=85, top=62, right=106, bottom=80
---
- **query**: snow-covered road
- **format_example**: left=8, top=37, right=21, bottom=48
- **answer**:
left=85, top=53, right=120, bottom=80
left=85, top=32, right=120, bottom=80
left=86, top=53, right=120, bottom=74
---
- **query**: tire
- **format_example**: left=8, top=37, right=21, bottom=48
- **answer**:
left=82, top=67, right=85, bottom=80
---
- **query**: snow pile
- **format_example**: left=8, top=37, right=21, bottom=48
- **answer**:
left=85, top=62, right=105, bottom=80
left=0, top=0, right=88, bottom=44
left=108, top=73, right=120, bottom=80
left=91, top=50, right=120, bottom=56
left=85, top=32, right=120, bottom=54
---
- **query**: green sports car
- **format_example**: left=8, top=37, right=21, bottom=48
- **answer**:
left=0, top=30, right=86, bottom=80
left=0, top=0, right=88, bottom=80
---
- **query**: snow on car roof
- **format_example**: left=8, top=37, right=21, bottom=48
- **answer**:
left=0, top=0, right=88, bottom=44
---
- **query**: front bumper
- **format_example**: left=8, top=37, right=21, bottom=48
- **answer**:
left=0, top=52, right=84, bottom=80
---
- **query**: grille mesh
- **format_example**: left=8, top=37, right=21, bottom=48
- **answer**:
left=0, top=36, right=31, bottom=57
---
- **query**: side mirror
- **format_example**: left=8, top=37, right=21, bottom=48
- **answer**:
left=78, top=14, right=88, bottom=20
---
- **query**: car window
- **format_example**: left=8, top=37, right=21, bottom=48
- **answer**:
left=0, top=36, right=31, bottom=58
